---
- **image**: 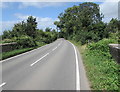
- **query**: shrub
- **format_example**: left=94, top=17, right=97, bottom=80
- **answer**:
left=3, top=39, right=14, bottom=43
left=17, top=35, right=36, bottom=48
left=87, top=39, right=117, bottom=52
left=84, top=38, right=119, bottom=90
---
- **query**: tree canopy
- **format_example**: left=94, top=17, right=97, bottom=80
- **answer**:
left=54, top=2, right=111, bottom=44
left=2, top=16, right=58, bottom=48
left=2, top=2, right=119, bottom=46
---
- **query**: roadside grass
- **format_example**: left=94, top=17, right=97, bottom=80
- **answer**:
left=70, top=39, right=119, bottom=91
left=1, top=43, right=46, bottom=60
left=1, top=48, right=34, bottom=60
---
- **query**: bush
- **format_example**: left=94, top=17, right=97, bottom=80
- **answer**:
left=35, top=41, right=46, bottom=47
left=87, top=39, right=117, bottom=52
left=3, top=39, right=15, bottom=43
left=84, top=38, right=119, bottom=90
left=17, top=35, right=37, bottom=48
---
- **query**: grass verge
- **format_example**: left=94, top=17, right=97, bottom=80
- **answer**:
left=70, top=39, right=119, bottom=91
left=1, top=43, right=46, bottom=60
left=1, top=48, right=34, bottom=60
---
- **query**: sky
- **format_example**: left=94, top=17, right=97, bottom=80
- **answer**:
left=0, top=0, right=119, bottom=34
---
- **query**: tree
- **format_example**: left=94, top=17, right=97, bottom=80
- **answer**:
left=12, top=21, right=26, bottom=37
left=2, top=30, right=11, bottom=39
left=54, top=2, right=104, bottom=44
left=105, top=18, right=120, bottom=42
left=45, top=27, right=52, bottom=32
left=105, top=18, right=119, bottom=33
left=26, top=16, right=37, bottom=38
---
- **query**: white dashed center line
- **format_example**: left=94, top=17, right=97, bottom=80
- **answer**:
left=0, top=82, right=6, bottom=88
left=30, top=41, right=62, bottom=66
left=30, top=53, right=49, bottom=66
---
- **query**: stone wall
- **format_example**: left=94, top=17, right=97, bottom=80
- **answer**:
left=109, top=44, right=120, bottom=64
left=0, top=42, right=17, bottom=52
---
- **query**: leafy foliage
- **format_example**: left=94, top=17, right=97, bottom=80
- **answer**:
left=54, top=2, right=120, bottom=45
left=16, top=35, right=36, bottom=48
left=87, top=39, right=117, bottom=52
left=26, top=16, right=37, bottom=38
left=84, top=39, right=119, bottom=90
left=1, top=48, right=33, bottom=60
left=54, top=2, right=105, bottom=44
left=2, top=16, right=58, bottom=48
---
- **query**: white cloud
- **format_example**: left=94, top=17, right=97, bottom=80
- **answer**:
left=19, top=2, right=65, bottom=9
left=0, top=21, right=19, bottom=34
left=1, top=13, right=58, bottom=33
left=100, top=0, right=119, bottom=23
left=37, top=17, right=58, bottom=30
left=14, top=13, right=57, bottom=29
left=14, top=13, right=29, bottom=20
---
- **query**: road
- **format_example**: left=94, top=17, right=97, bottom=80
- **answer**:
left=0, top=38, right=90, bottom=90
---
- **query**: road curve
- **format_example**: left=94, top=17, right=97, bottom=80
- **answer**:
left=1, top=38, right=90, bottom=90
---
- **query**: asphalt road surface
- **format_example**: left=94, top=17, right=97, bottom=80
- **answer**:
left=0, top=38, right=90, bottom=90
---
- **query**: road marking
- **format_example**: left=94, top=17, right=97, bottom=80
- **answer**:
left=0, top=82, right=6, bottom=87
left=52, top=41, right=62, bottom=51
left=58, top=43, right=60, bottom=46
left=52, top=48, right=56, bottom=51
left=57, top=41, right=62, bottom=47
left=0, top=44, right=49, bottom=63
left=1, top=40, right=61, bottom=63
left=30, top=53, right=49, bottom=66
left=68, top=41, right=80, bottom=90
left=52, top=47, right=58, bottom=51
left=31, top=41, right=62, bottom=66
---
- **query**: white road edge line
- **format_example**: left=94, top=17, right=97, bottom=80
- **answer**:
left=0, top=44, right=49, bottom=63
left=0, top=82, right=6, bottom=88
left=1, top=40, right=60, bottom=63
left=68, top=41, right=80, bottom=90
left=30, top=53, right=49, bottom=66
